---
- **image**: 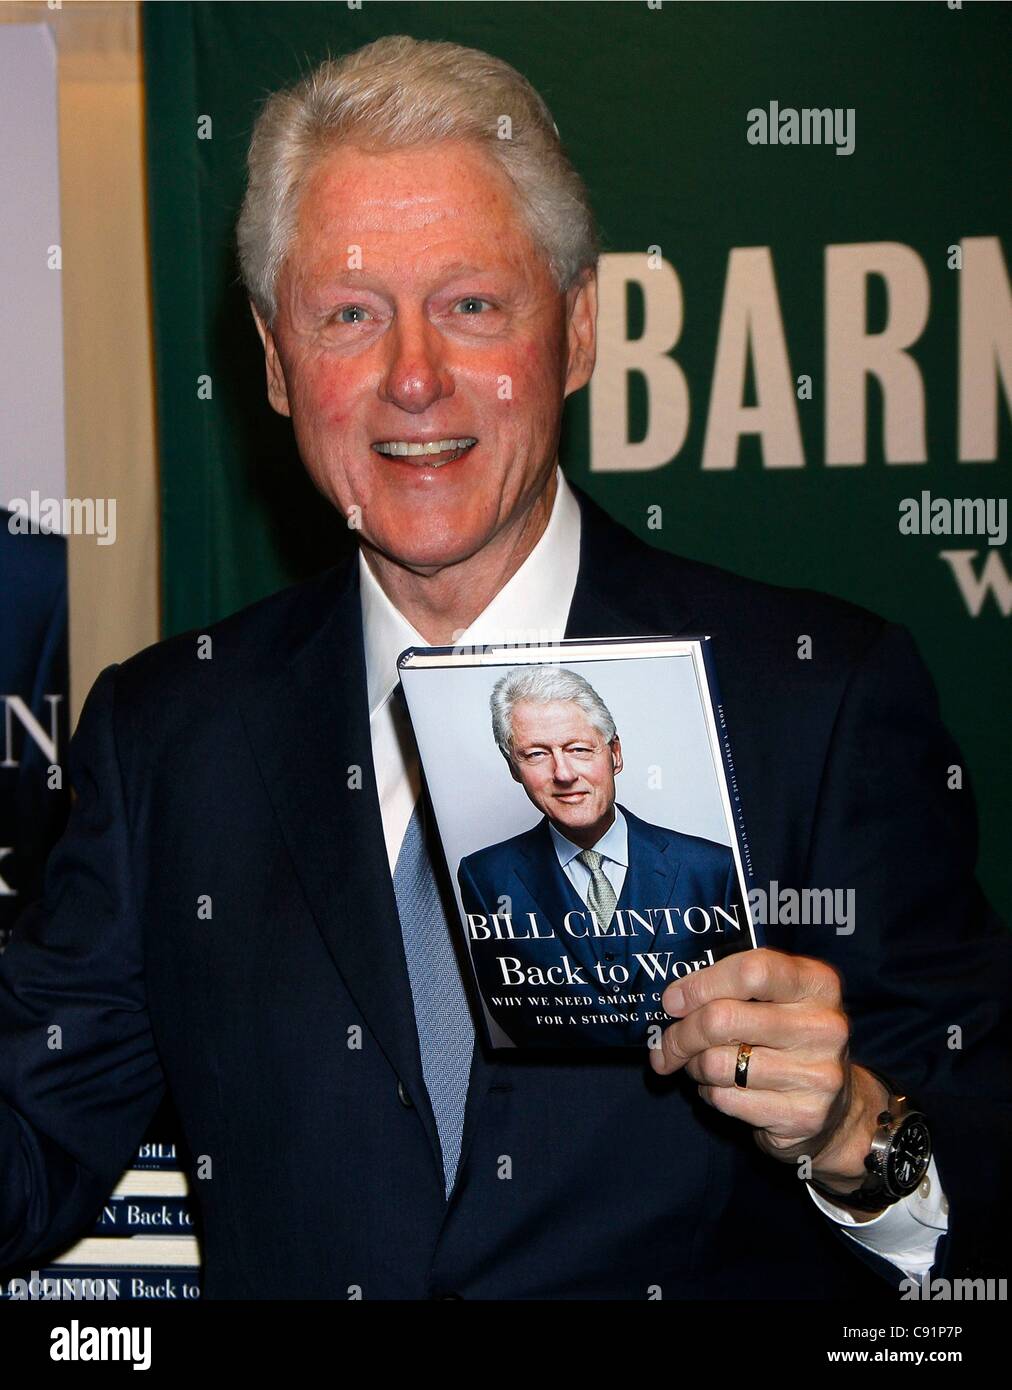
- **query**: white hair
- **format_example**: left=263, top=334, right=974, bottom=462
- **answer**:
left=236, top=35, right=601, bottom=326
left=490, top=666, right=616, bottom=763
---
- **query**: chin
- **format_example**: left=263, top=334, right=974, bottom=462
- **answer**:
left=566, top=809, right=609, bottom=834
left=371, top=517, right=494, bottom=571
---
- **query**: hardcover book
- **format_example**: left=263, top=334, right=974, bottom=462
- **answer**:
left=2, top=1266, right=201, bottom=1301
left=398, top=636, right=761, bottom=1049
left=2, top=1234, right=202, bottom=1301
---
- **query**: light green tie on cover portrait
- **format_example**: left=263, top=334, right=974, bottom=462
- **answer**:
left=141, top=1, right=1010, bottom=916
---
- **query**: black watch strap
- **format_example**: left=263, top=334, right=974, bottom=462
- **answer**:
left=808, top=1068, right=930, bottom=1213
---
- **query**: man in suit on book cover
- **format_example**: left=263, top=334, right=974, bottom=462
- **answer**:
left=0, top=36, right=1008, bottom=1299
left=457, top=666, right=745, bottom=1045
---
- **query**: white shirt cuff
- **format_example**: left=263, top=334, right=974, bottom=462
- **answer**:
left=806, top=1154, right=949, bottom=1277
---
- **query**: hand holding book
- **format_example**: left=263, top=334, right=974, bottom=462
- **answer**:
left=651, top=945, right=891, bottom=1207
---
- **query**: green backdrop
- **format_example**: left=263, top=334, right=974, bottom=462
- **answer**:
left=142, top=0, right=1010, bottom=913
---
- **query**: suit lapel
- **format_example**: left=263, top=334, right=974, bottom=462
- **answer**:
left=618, top=808, right=686, bottom=916
left=236, top=557, right=443, bottom=1175
left=615, top=807, right=686, bottom=986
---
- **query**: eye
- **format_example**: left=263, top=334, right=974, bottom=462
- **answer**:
left=334, top=305, right=371, bottom=324
left=566, top=745, right=598, bottom=761
left=453, top=296, right=494, bottom=315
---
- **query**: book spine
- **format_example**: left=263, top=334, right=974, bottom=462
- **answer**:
left=1, top=1269, right=201, bottom=1301
left=699, top=639, right=764, bottom=946
left=93, top=1198, right=196, bottom=1237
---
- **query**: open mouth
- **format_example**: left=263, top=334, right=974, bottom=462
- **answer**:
left=372, top=437, right=477, bottom=468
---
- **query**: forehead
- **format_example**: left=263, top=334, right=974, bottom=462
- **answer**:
left=287, top=138, right=546, bottom=283
left=512, top=700, right=598, bottom=737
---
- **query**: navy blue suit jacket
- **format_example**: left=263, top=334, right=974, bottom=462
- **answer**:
left=457, top=804, right=743, bottom=1046
left=0, top=484, right=1009, bottom=1298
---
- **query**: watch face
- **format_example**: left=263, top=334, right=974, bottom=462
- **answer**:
left=887, top=1117, right=931, bottom=1195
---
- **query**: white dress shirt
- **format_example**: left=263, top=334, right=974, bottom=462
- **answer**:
left=358, top=462, right=948, bottom=1279
left=360, top=463, right=581, bottom=873
left=551, top=804, right=629, bottom=904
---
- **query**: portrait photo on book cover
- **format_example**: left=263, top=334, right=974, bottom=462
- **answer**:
left=402, top=645, right=758, bottom=1048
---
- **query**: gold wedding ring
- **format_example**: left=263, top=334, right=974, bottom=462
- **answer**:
left=734, top=1042, right=753, bottom=1089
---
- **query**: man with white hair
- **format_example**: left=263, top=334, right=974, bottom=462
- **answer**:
left=457, top=666, right=743, bottom=1046
left=0, top=36, right=1007, bottom=1300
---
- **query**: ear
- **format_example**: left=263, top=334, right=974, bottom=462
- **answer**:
left=610, top=734, right=623, bottom=776
left=250, top=301, right=292, bottom=418
left=562, top=266, right=598, bottom=399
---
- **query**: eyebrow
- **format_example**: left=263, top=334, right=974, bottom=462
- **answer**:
left=520, top=738, right=598, bottom=750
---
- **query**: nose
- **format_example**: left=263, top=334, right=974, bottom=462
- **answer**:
left=551, top=752, right=580, bottom=785
left=377, top=306, right=454, bottom=414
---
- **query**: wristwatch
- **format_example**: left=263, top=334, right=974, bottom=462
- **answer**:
left=809, top=1070, right=932, bottom=1213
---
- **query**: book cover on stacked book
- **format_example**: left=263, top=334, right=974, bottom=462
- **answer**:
left=1, top=1106, right=201, bottom=1301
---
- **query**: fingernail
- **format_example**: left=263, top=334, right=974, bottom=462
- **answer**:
left=666, top=986, right=686, bottom=1014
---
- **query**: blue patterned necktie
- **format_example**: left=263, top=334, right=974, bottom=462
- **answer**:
left=392, top=792, right=475, bottom=1197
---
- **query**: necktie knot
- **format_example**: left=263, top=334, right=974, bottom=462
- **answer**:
left=577, top=848, right=604, bottom=871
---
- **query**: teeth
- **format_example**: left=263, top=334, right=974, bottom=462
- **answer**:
left=372, top=438, right=477, bottom=457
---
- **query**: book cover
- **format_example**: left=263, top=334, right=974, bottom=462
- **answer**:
left=398, top=636, right=762, bottom=1049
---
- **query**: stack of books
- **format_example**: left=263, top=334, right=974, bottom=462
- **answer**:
left=2, top=1128, right=202, bottom=1301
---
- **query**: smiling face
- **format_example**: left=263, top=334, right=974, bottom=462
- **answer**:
left=252, top=138, right=596, bottom=574
left=507, top=699, right=623, bottom=848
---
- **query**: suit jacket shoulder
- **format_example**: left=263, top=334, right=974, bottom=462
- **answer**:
left=572, top=482, right=890, bottom=673
left=619, top=804, right=732, bottom=870
left=459, top=819, right=547, bottom=878
left=84, top=560, right=357, bottom=766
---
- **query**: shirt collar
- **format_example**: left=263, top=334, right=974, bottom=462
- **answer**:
left=360, top=463, right=582, bottom=717
left=550, top=804, right=629, bottom=869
